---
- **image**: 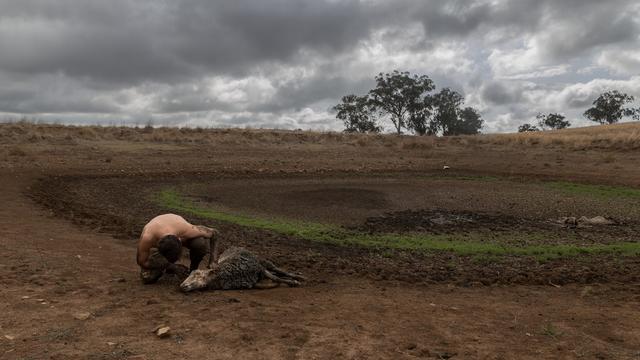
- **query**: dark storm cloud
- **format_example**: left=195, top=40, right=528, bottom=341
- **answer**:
left=0, top=0, right=380, bottom=84
left=0, top=0, right=639, bottom=132
left=480, top=81, right=522, bottom=106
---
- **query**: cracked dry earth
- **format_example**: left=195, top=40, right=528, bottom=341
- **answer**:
left=1, top=137, right=640, bottom=359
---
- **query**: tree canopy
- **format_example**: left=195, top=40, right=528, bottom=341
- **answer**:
left=536, top=113, right=571, bottom=130
left=518, top=123, right=540, bottom=132
left=583, top=90, right=640, bottom=124
left=332, top=94, right=380, bottom=133
left=334, top=71, right=483, bottom=136
left=368, top=70, right=435, bottom=134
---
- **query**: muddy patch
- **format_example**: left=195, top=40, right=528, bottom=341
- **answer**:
left=354, top=209, right=536, bottom=234
left=27, top=174, right=640, bottom=285
left=287, top=187, right=389, bottom=209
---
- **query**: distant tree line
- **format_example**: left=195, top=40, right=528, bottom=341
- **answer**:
left=333, top=70, right=483, bottom=136
left=518, top=90, right=640, bottom=133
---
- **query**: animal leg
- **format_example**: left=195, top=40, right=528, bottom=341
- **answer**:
left=262, top=260, right=307, bottom=281
left=254, top=278, right=280, bottom=289
left=263, top=270, right=301, bottom=287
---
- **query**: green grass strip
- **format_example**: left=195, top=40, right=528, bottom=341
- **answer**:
left=157, top=189, right=640, bottom=259
left=546, top=181, right=640, bottom=199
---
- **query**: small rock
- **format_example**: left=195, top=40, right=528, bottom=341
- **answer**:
left=4, top=335, right=15, bottom=340
left=72, top=312, right=91, bottom=320
left=36, top=298, right=45, bottom=302
left=156, top=326, right=171, bottom=338
left=443, top=165, right=450, bottom=170
left=107, top=342, right=117, bottom=346
left=21, top=296, right=30, bottom=299
left=146, top=299, right=158, bottom=305
left=151, top=324, right=166, bottom=333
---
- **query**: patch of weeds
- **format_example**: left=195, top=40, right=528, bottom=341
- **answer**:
left=380, top=248, right=395, bottom=258
left=157, top=189, right=640, bottom=258
left=471, top=254, right=502, bottom=265
left=42, top=327, right=77, bottom=342
left=541, top=323, right=563, bottom=338
left=444, top=260, right=458, bottom=270
left=546, top=181, right=640, bottom=199
left=87, top=349, right=134, bottom=360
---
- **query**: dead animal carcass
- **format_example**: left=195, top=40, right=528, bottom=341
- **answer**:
left=180, top=247, right=306, bottom=292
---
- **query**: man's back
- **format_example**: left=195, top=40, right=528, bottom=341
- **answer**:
left=141, top=213, right=192, bottom=244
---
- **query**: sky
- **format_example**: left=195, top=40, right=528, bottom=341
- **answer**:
left=1, top=0, right=639, bottom=133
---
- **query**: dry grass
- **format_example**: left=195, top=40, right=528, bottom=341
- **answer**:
left=474, top=122, right=640, bottom=150
left=1, top=120, right=639, bottom=151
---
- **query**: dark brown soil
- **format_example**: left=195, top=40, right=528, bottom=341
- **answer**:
left=2, top=130, right=640, bottom=359
left=27, top=173, right=640, bottom=286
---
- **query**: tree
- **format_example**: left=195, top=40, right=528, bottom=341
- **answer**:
left=518, top=124, right=540, bottom=132
left=333, top=94, right=380, bottom=133
left=583, top=90, right=640, bottom=124
left=455, top=107, right=484, bottom=135
left=368, top=70, right=435, bottom=134
left=536, top=113, right=571, bottom=130
left=406, top=97, right=432, bottom=135
left=429, top=88, right=463, bottom=135
left=428, top=88, right=483, bottom=136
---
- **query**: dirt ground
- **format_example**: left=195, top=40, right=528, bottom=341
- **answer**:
left=1, top=129, right=640, bottom=359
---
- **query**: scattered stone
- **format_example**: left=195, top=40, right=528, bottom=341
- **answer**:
left=435, top=351, right=457, bottom=359
left=556, top=216, right=616, bottom=227
left=151, top=324, right=166, bottom=333
left=4, top=335, right=15, bottom=340
left=36, top=298, right=45, bottom=302
left=443, top=165, right=450, bottom=170
left=107, top=342, right=117, bottom=346
left=21, top=296, right=30, bottom=299
left=72, top=312, right=91, bottom=320
left=155, top=326, right=171, bottom=338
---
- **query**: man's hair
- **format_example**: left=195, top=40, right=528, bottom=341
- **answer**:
left=158, top=235, right=181, bottom=263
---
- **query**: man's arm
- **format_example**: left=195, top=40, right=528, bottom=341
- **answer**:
left=136, top=234, right=153, bottom=269
left=187, top=225, right=220, bottom=267
left=208, top=229, right=220, bottom=267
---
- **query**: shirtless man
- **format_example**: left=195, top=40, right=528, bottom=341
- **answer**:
left=137, top=213, right=220, bottom=284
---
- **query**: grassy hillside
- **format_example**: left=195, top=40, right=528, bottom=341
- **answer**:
left=1, top=120, right=639, bottom=151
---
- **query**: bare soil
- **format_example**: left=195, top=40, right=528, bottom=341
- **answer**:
left=1, top=128, right=640, bottom=359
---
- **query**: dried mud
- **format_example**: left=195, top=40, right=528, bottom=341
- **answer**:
left=28, top=173, right=640, bottom=286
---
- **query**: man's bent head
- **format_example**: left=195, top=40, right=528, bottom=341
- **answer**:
left=158, top=235, right=181, bottom=263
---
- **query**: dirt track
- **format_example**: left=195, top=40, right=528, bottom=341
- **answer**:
left=1, top=131, right=640, bottom=359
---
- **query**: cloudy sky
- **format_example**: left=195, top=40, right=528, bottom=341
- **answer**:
left=1, top=0, right=639, bottom=133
